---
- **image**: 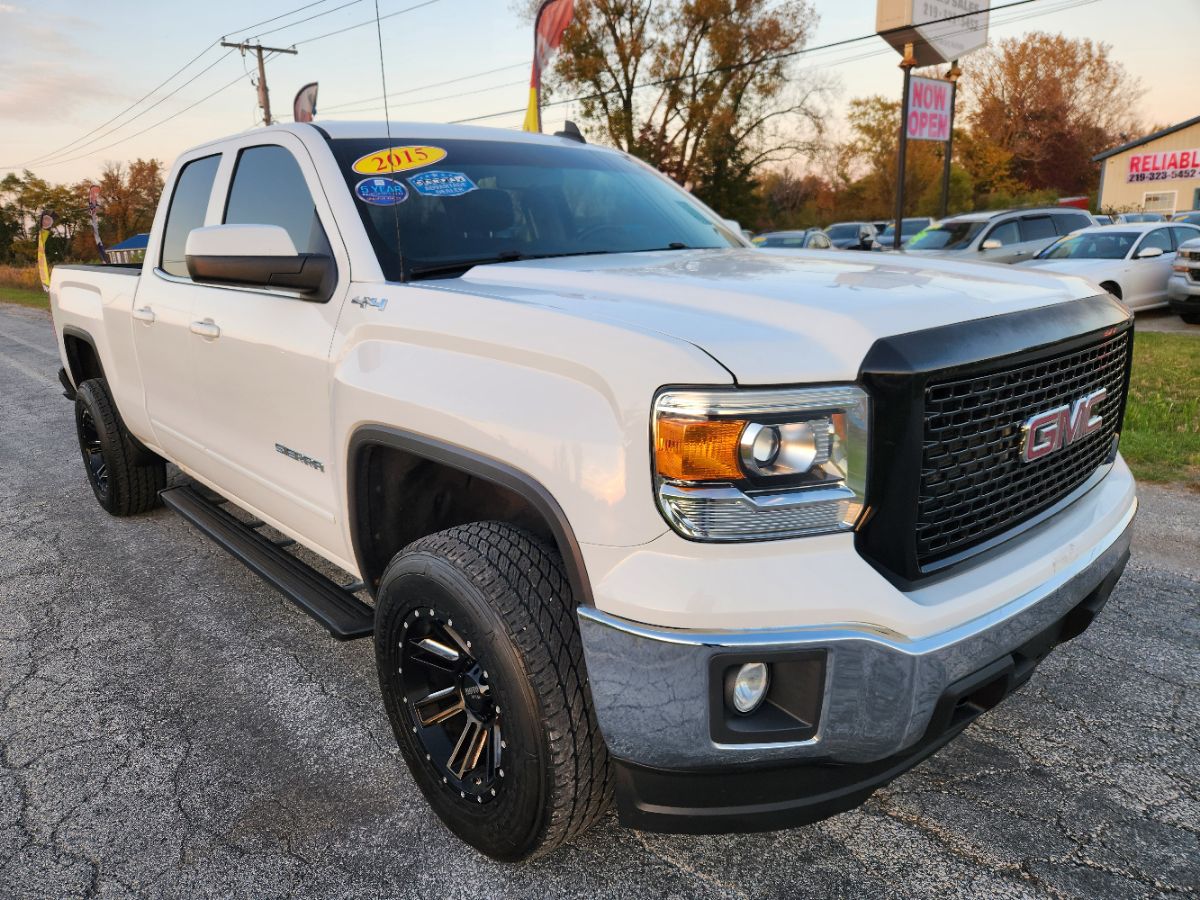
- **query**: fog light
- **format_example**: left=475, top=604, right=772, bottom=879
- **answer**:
left=726, top=662, right=770, bottom=715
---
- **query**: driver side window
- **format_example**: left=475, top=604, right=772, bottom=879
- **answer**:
left=985, top=220, right=1019, bottom=247
left=1138, top=229, right=1173, bottom=254
left=224, top=145, right=332, bottom=257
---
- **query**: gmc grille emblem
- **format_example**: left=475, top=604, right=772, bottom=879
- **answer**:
left=1019, top=389, right=1107, bottom=463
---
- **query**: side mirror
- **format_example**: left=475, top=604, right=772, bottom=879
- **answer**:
left=1136, top=246, right=1165, bottom=259
left=184, top=224, right=332, bottom=298
left=980, top=239, right=1003, bottom=251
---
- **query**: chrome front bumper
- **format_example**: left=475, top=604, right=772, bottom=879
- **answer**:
left=578, top=496, right=1136, bottom=769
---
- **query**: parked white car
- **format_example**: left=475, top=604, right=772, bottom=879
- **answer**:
left=1020, top=223, right=1200, bottom=309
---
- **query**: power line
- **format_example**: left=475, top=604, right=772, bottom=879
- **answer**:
left=9, top=44, right=224, bottom=168
left=320, top=78, right=528, bottom=117
left=36, top=59, right=275, bottom=170
left=248, top=0, right=366, bottom=41
left=292, top=0, right=444, bottom=46
left=319, top=61, right=527, bottom=113
left=450, top=0, right=1084, bottom=126
left=224, top=0, right=346, bottom=41
left=5, top=0, right=366, bottom=169
left=14, top=48, right=240, bottom=169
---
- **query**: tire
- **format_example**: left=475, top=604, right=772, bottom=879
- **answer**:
left=1181, top=312, right=1200, bottom=325
left=74, top=378, right=166, bottom=516
left=375, top=521, right=612, bottom=861
left=1100, top=281, right=1122, bottom=300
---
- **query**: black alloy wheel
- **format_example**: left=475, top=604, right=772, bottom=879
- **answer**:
left=375, top=522, right=612, bottom=861
left=73, top=378, right=166, bottom=516
left=78, top=404, right=109, bottom=501
left=399, top=605, right=503, bottom=804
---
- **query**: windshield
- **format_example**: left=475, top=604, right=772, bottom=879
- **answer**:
left=329, top=138, right=741, bottom=279
left=825, top=223, right=860, bottom=239
left=906, top=220, right=985, bottom=250
left=1038, top=231, right=1136, bottom=259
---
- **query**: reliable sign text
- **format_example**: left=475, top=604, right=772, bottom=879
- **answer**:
left=1126, top=148, right=1200, bottom=184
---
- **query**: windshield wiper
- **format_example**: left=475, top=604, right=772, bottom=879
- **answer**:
left=408, top=249, right=623, bottom=280
left=408, top=251, right=527, bottom=280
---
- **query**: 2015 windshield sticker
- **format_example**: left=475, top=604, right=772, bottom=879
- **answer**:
left=354, top=177, right=409, bottom=206
left=407, top=170, right=477, bottom=198
left=351, top=145, right=446, bottom=175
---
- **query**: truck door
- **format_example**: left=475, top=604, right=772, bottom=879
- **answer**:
left=129, top=152, right=222, bottom=471
left=182, top=137, right=350, bottom=560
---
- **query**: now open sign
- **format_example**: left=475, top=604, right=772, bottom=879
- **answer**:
left=906, top=76, right=953, bottom=142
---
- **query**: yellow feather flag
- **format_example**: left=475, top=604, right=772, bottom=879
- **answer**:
left=36, top=211, right=56, bottom=292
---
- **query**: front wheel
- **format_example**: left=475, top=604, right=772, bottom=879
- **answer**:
left=375, top=522, right=611, bottom=861
left=1181, top=312, right=1200, bottom=325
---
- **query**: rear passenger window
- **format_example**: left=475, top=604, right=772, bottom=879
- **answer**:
left=1052, top=212, right=1091, bottom=234
left=160, top=155, right=220, bottom=278
left=224, top=145, right=331, bottom=256
left=1019, top=216, right=1056, bottom=241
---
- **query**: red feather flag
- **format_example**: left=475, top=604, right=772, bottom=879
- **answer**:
left=522, top=0, right=575, bottom=133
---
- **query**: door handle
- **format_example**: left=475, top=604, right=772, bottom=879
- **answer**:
left=132, top=306, right=155, bottom=324
left=190, top=318, right=221, bottom=339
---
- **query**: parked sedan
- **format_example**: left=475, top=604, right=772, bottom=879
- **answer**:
left=753, top=229, right=834, bottom=249
left=1019, top=223, right=1200, bottom=310
left=877, top=217, right=934, bottom=248
left=1170, top=210, right=1200, bottom=226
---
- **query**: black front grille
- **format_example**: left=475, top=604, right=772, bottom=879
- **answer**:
left=917, top=331, right=1130, bottom=567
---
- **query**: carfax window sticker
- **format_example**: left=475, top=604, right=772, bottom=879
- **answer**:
left=351, top=145, right=447, bottom=175
left=406, top=171, right=477, bottom=198
left=354, top=177, right=409, bottom=206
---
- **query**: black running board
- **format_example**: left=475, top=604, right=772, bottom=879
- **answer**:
left=161, top=485, right=374, bottom=640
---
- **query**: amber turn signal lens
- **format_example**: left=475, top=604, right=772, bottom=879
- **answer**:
left=655, top=417, right=746, bottom=481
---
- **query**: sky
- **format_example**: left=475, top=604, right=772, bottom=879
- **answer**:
left=1, top=0, right=1197, bottom=184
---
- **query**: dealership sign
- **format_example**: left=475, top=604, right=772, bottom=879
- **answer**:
left=907, top=76, right=953, bottom=141
left=1126, top=148, right=1200, bottom=184
left=876, top=0, right=992, bottom=66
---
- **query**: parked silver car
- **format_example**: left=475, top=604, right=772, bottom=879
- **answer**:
left=753, top=229, right=834, bottom=250
left=905, top=207, right=1096, bottom=264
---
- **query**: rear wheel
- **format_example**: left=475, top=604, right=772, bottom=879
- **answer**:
left=375, top=522, right=611, bottom=861
left=74, top=378, right=165, bottom=516
left=1181, top=312, right=1200, bottom=325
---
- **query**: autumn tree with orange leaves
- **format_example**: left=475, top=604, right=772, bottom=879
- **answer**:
left=544, top=0, right=829, bottom=222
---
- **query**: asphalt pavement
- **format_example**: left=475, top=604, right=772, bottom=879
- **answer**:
left=0, top=302, right=1196, bottom=899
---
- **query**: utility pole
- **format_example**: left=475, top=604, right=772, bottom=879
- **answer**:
left=894, top=43, right=916, bottom=251
left=938, top=60, right=963, bottom=220
left=220, top=41, right=298, bottom=126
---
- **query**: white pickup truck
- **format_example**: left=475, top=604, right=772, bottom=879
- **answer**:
left=50, top=122, right=1137, bottom=861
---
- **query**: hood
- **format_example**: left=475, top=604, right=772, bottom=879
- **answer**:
left=443, top=248, right=1099, bottom=384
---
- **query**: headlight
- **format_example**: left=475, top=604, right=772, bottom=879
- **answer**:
left=652, top=385, right=869, bottom=541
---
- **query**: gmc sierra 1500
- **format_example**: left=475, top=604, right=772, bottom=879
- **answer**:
left=50, top=121, right=1136, bottom=861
